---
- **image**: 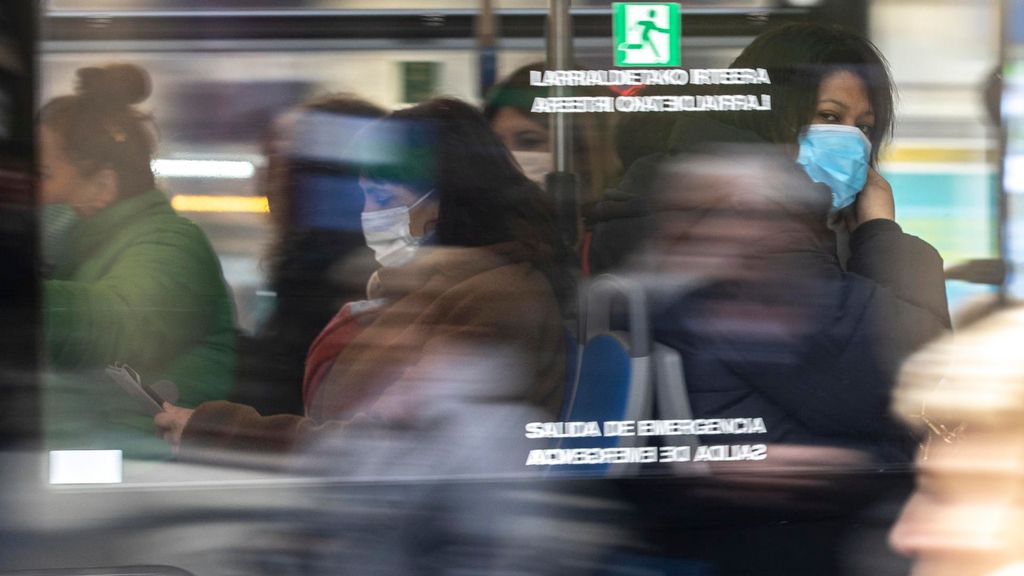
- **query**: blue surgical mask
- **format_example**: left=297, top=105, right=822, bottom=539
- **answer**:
left=796, top=124, right=872, bottom=212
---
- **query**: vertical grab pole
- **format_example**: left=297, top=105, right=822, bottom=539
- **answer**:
left=998, top=0, right=1010, bottom=304
left=546, top=0, right=579, bottom=248
left=548, top=0, right=573, bottom=175
left=476, top=0, right=497, bottom=98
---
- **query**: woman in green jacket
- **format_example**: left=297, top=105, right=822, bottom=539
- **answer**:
left=40, top=63, right=235, bottom=458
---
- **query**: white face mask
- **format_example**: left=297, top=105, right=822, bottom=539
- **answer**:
left=360, top=190, right=433, bottom=268
left=511, top=150, right=553, bottom=188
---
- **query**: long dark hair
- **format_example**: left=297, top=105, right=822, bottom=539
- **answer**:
left=263, top=94, right=387, bottom=302
left=364, top=98, right=573, bottom=305
left=263, top=94, right=387, bottom=231
left=39, top=63, right=156, bottom=198
left=723, top=23, right=896, bottom=164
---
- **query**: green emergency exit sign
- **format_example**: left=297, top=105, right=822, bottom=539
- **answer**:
left=613, top=2, right=681, bottom=67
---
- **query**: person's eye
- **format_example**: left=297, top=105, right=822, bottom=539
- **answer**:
left=858, top=124, right=874, bottom=136
left=515, top=132, right=549, bottom=151
left=369, top=189, right=392, bottom=207
left=817, top=111, right=840, bottom=123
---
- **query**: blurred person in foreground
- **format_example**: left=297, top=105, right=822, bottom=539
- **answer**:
left=889, top=306, right=1024, bottom=576
left=601, top=25, right=952, bottom=575
left=601, top=23, right=951, bottom=464
left=40, top=63, right=235, bottom=458
left=582, top=23, right=955, bottom=576
left=155, top=98, right=570, bottom=467
left=159, top=103, right=619, bottom=576
left=232, top=95, right=386, bottom=416
left=586, top=81, right=702, bottom=274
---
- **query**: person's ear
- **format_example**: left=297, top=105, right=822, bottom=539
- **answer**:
left=421, top=196, right=440, bottom=236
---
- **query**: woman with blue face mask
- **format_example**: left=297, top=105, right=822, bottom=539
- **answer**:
left=602, top=23, right=950, bottom=463
left=586, top=23, right=952, bottom=575
left=156, top=99, right=572, bottom=464
left=726, top=23, right=900, bottom=243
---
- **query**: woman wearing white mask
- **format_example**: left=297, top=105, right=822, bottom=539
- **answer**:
left=156, top=99, right=571, bottom=462
left=232, top=95, right=386, bottom=418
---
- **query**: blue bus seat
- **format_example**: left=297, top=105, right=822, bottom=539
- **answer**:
left=551, top=275, right=654, bottom=477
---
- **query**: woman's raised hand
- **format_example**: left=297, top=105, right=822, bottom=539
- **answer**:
left=853, top=168, right=896, bottom=229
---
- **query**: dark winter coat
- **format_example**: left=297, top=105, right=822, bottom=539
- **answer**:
left=592, top=116, right=950, bottom=462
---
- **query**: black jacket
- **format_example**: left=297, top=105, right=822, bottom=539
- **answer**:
left=593, top=116, right=950, bottom=463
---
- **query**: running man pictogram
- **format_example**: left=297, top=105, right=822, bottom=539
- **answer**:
left=633, top=9, right=670, bottom=60
left=614, top=3, right=681, bottom=67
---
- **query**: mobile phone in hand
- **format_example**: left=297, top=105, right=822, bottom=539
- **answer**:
left=105, top=362, right=166, bottom=415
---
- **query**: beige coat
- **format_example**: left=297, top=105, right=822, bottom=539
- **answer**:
left=180, top=242, right=565, bottom=459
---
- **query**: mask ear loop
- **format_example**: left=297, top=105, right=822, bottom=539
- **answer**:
left=408, top=188, right=434, bottom=209
left=409, top=189, right=438, bottom=238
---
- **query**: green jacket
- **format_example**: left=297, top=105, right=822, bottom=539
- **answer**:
left=44, top=189, right=236, bottom=457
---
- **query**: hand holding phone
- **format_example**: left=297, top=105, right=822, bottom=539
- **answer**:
left=105, top=362, right=166, bottom=415
left=154, top=403, right=195, bottom=452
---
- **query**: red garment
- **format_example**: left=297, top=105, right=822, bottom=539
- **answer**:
left=302, top=300, right=383, bottom=413
left=179, top=243, right=565, bottom=459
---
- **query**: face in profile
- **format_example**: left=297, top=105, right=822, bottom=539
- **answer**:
left=39, top=125, right=117, bottom=214
left=39, top=125, right=84, bottom=205
left=358, top=176, right=439, bottom=238
left=490, top=107, right=550, bottom=153
left=889, top=429, right=1024, bottom=576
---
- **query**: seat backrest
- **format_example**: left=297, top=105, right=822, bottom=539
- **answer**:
left=563, top=332, right=645, bottom=435
left=652, top=342, right=709, bottom=476
left=557, top=329, right=581, bottom=423
left=551, top=275, right=654, bottom=477
left=652, top=342, right=693, bottom=423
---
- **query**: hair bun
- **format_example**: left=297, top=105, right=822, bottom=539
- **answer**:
left=76, top=63, right=151, bottom=107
